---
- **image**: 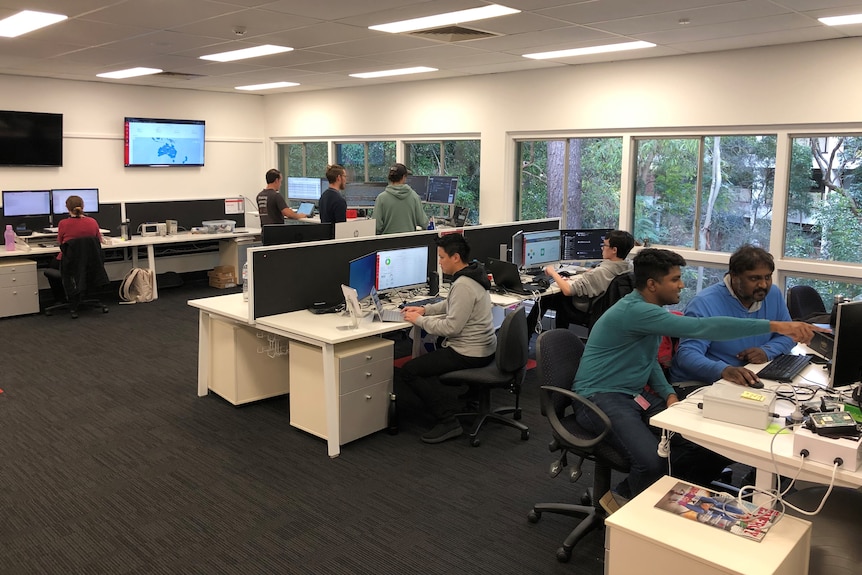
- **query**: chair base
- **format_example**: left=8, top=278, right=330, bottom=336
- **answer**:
left=527, top=502, right=604, bottom=563
left=455, top=407, right=529, bottom=446
left=45, top=298, right=109, bottom=319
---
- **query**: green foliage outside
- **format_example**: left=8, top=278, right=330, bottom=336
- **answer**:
left=407, top=140, right=481, bottom=223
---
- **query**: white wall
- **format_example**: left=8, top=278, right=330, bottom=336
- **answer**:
left=262, top=36, right=862, bottom=224
left=0, top=76, right=266, bottom=206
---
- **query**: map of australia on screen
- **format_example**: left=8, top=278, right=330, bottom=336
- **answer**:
left=125, top=118, right=205, bottom=166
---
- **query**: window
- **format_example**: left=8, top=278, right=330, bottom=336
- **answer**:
left=406, top=139, right=480, bottom=221
left=335, top=141, right=395, bottom=183
left=277, top=142, right=328, bottom=178
left=785, top=136, right=862, bottom=265
left=634, top=135, right=776, bottom=252
left=517, top=138, right=621, bottom=228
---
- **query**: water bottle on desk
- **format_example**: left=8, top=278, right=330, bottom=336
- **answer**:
left=242, top=261, right=249, bottom=301
left=4, top=225, right=15, bottom=252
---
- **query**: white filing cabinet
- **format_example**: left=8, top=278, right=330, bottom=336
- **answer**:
left=209, top=317, right=290, bottom=405
left=0, top=259, right=39, bottom=318
left=289, top=337, right=393, bottom=445
left=604, top=475, right=811, bottom=575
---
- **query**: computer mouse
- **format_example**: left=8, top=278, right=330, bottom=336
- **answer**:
left=537, top=278, right=550, bottom=289
left=558, top=271, right=572, bottom=278
left=748, top=380, right=764, bottom=389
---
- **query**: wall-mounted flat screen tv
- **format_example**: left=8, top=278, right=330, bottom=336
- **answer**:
left=124, top=117, right=205, bottom=167
left=0, top=110, right=63, bottom=166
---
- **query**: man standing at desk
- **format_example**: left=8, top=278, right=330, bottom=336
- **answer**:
left=401, top=233, right=496, bottom=443
left=318, top=164, right=347, bottom=224
left=573, top=248, right=822, bottom=502
left=669, top=245, right=794, bottom=387
left=374, top=163, right=428, bottom=234
left=543, top=230, right=635, bottom=329
left=256, top=169, right=308, bottom=225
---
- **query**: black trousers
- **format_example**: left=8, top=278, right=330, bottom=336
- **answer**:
left=45, top=259, right=66, bottom=303
left=542, top=291, right=590, bottom=329
left=401, top=346, right=494, bottom=422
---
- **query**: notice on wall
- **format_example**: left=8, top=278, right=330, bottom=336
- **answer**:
left=225, top=197, right=243, bottom=214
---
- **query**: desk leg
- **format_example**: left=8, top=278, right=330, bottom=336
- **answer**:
left=147, top=244, right=158, bottom=300
left=753, top=469, right=776, bottom=507
left=197, top=310, right=211, bottom=397
left=322, top=343, right=341, bottom=457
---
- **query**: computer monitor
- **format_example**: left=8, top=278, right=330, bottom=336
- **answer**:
left=286, top=176, right=325, bottom=201
left=344, top=182, right=386, bottom=207
left=261, top=222, right=333, bottom=246
left=406, top=175, right=428, bottom=199
left=561, top=228, right=613, bottom=261
left=2, top=189, right=51, bottom=217
left=348, top=252, right=377, bottom=301
left=52, top=188, right=99, bottom=215
left=829, top=300, right=862, bottom=388
left=376, top=245, right=429, bottom=293
left=511, top=231, right=524, bottom=267
left=426, top=176, right=458, bottom=204
left=521, top=229, right=561, bottom=272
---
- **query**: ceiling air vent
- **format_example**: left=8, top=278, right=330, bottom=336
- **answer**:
left=155, top=71, right=206, bottom=80
left=408, top=25, right=499, bottom=43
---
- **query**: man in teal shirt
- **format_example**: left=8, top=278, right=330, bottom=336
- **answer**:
left=574, top=249, right=822, bottom=500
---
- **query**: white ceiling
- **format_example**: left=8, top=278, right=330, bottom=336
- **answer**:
left=1, top=0, right=861, bottom=94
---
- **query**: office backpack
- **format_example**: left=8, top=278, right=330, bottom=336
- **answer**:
left=119, top=268, right=154, bottom=303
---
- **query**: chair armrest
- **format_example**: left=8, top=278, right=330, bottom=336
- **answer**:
left=539, top=385, right=612, bottom=449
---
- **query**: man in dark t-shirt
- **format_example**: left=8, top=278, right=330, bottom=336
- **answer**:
left=318, top=164, right=347, bottom=224
left=256, top=168, right=307, bottom=225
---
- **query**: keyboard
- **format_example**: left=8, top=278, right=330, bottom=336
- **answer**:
left=756, top=354, right=811, bottom=382
left=400, top=296, right=444, bottom=308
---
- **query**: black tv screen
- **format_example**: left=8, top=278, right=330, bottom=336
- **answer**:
left=124, top=117, right=205, bottom=167
left=0, top=110, right=63, bottom=167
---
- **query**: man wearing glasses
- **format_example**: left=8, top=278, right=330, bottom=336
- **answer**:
left=544, top=229, right=635, bottom=329
left=319, top=164, right=348, bottom=224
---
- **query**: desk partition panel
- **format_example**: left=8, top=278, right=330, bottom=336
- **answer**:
left=249, top=219, right=561, bottom=319
left=125, top=199, right=245, bottom=233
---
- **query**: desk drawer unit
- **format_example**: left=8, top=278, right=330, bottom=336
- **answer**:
left=289, top=337, right=393, bottom=444
left=0, top=259, right=39, bottom=318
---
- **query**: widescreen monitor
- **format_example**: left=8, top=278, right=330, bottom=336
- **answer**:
left=344, top=182, right=386, bottom=207
left=426, top=176, right=458, bottom=204
left=829, top=300, right=862, bottom=388
left=52, top=188, right=99, bottom=215
left=561, top=228, right=613, bottom=261
left=2, top=190, right=51, bottom=217
left=261, top=222, right=333, bottom=246
left=376, top=245, right=429, bottom=293
left=522, top=229, right=561, bottom=271
left=405, top=175, right=428, bottom=199
left=287, top=176, right=326, bottom=201
left=348, top=252, right=377, bottom=301
left=124, top=117, right=205, bottom=167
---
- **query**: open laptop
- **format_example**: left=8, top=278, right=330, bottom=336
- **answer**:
left=486, top=257, right=546, bottom=295
left=296, top=202, right=315, bottom=217
left=370, top=287, right=405, bottom=322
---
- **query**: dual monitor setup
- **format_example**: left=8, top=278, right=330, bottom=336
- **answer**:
left=512, top=228, right=612, bottom=272
left=348, top=245, right=429, bottom=302
left=285, top=175, right=459, bottom=208
left=2, top=188, right=100, bottom=233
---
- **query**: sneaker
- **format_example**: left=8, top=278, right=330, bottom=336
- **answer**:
left=599, top=491, right=629, bottom=516
left=420, top=418, right=463, bottom=444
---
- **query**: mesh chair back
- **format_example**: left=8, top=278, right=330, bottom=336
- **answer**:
left=588, top=271, right=635, bottom=328
left=535, top=329, right=585, bottom=417
left=496, top=306, right=528, bottom=374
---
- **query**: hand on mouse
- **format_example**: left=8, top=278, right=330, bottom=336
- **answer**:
left=721, top=365, right=761, bottom=387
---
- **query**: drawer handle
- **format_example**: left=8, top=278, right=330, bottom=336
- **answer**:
left=365, top=394, right=372, bottom=401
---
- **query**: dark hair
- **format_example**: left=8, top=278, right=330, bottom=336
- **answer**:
left=265, top=168, right=281, bottom=184
left=388, top=163, right=410, bottom=183
left=728, top=244, right=774, bottom=275
left=325, top=164, right=345, bottom=184
left=66, top=195, right=84, bottom=217
left=607, top=230, right=635, bottom=259
left=633, top=248, right=686, bottom=290
left=436, top=233, right=470, bottom=262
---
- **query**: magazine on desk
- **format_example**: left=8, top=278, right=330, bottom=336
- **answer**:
left=654, top=481, right=782, bottom=542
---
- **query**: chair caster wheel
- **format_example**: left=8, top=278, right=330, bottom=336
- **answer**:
left=102, top=307, right=109, bottom=313
left=527, top=509, right=540, bottom=523
left=556, top=547, right=571, bottom=563
left=470, top=438, right=481, bottom=447
left=521, top=429, right=530, bottom=441
left=580, top=492, right=592, bottom=506
left=71, top=311, right=79, bottom=319
left=45, top=310, right=52, bottom=316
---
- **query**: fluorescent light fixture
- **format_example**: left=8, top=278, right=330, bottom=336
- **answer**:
left=97, top=67, right=163, bottom=79
left=523, top=41, right=656, bottom=60
left=350, top=66, right=437, bottom=79
left=369, top=4, right=520, bottom=33
left=235, top=81, right=300, bottom=91
left=0, top=10, right=67, bottom=38
left=200, top=44, right=293, bottom=62
left=819, top=13, right=862, bottom=26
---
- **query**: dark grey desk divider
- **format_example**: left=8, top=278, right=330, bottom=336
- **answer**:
left=250, top=218, right=560, bottom=320
left=125, top=199, right=246, bottom=233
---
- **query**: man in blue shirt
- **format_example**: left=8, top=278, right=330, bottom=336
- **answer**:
left=573, top=249, right=822, bottom=499
left=669, top=245, right=794, bottom=386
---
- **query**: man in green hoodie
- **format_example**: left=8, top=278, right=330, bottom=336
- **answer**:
left=401, top=233, right=496, bottom=443
left=374, top=163, right=429, bottom=234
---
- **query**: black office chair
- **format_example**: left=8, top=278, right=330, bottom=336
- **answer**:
left=527, top=328, right=630, bottom=563
left=439, top=306, right=530, bottom=447
left=786, top=285, right=827, bottom=322
left=586, top=270, right=635, bottom=330
left=44, top=236, right=109, bottom=319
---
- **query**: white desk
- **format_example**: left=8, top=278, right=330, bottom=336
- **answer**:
left=651, top=351, right=862, bottom=492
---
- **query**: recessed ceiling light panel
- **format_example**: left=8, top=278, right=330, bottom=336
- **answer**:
left=0, top=10, right=67, bottom=38
left=350, top=66, right=437, bottom=79
left=235, top=81, right=300, bottom=91
left=523, top=41, right=656, bottom=60
left=819, top=14, right=862, bottom=26
left=370, top=4, right=520, bottom=34
left=200, top=44, right=293, bottom=63
left=97, top=67, right=163, bottom=79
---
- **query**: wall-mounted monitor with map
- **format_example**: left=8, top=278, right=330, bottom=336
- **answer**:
left=124, top=117, right=205, bottom=167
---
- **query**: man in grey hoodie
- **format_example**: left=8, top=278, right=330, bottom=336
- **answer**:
left=401, top=233, right=496, bottom=443
left=374, top=163, right=429, bottom=234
